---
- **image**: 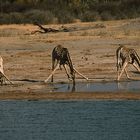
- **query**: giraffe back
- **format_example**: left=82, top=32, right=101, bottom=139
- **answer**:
left=52, top=45, right=73, bottom=67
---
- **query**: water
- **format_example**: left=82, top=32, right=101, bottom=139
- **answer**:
left=0, top=100, right=140, bottom=140
left=52, top=81, right=140, bottom=92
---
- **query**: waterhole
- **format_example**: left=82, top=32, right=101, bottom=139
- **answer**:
left=51, top=81, right=140, bottom=93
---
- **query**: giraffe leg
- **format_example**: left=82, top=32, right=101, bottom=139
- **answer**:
left=0, top=71, right=13, bottom=85
left=73, top=67, right=88, bottom=81
left=0, top=75, right=3, bottom=86
left=45, top=64, right=60, bottom=83
left=124, top=68, right=130, bottom=79
left=51, top=58, right=55, bottom=82
left=117, top=68, right=120, bottom=80
left=132, top=63, right=140, bottom=72
left=117, top=61, right=128, bottom=81
left=51, top=60, right=60, bottom=82
left=63, top=64, right=72, bottom=81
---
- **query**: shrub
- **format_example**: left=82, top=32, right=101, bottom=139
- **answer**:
left=24, top=9, right=55, bottom=24
left=9, top=12, right=24, bottom=24
left=0, top=14, right=9, bottom=24
left=56, top=10, right=75, bottom=23
left=80, top=11, right=101, bottom=22
left=100, top=11, right=114, bottom=21
left=0, top=12, right=23, bottom=24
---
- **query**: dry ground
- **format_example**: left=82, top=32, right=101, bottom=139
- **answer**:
left=0, top=18, right=140, bottom=99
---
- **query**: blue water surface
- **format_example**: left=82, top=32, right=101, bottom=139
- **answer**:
left=53, top=81, right=140, bottom=92
left=0, top=100, right=140, bottom=140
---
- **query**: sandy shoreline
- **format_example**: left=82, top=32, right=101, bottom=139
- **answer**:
left=0, top=91, right=140, bottom=100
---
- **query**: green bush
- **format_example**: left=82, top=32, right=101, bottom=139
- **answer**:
left=56, top=10, right=74, bottom=24
left=80, top=11, right=101, bottom=22
left=100, top=12, right=114, bottom=21
left=10, top=12, right=24, bottom=24
left=0, top=12, right=23, bottom=24
left=0, top=10, right=56, bottom=24
left=0, top=14, right=10, bottom=24
left=24, top=10, right=55, bottom=24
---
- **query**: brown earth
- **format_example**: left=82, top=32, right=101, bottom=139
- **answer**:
left=0, top=19, right=140, bottom=100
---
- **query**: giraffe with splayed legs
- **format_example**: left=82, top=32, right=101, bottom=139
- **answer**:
left=116, top=44, right=140, bottom=81
left=44, top=45, right=88, bottom=85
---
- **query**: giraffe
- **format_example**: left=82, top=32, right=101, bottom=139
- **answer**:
left=0, top=56, right=13, bottom=85
left=44, top=45, right=88, bottom=85
left=116, top=44, right=140, bottom=81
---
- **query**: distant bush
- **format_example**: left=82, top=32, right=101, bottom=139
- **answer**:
left=0, top=10, right=56, bottom=24
left=0, top=12, right=23, bottom=24
left=80, top=11, right=101, bottom=22
left=100, top=12, right=114, bottom=21
left=56, top=10, right=75, bottom=23
left=10, top=12, right=24, bottom=24
left=0, top=14, right=9, bottom=24
left=24, top=10, right=55, bottom=24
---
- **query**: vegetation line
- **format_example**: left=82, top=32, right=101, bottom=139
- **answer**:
left=0, top=0, right=140, bottom=24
